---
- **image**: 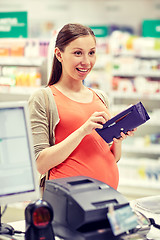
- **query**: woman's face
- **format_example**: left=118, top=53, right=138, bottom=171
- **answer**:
left=55, top=35, right=96, bottom=82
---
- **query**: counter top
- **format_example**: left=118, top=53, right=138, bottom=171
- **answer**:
left=4, top=196, right=160, bottom=240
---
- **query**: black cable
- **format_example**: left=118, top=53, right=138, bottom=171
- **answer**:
left=0, top=205, right=25, bottom=235
left=149, top=218, right=160, bottom=230
left=0, top=205, right=7, bottom=218
left=14, top=230, right=25, bottom=234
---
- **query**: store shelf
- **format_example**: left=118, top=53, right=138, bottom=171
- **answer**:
left=113, top=50, right=160, bottom=59
left=0, top=38, right=48, bottom=93
left=110, top=91, right=160, bottom=100
left=118, top=157, right=160, bottom=199
left=145, top=120, right=160, bottom=127
left=112, top=70, right=160, bottom=78
left=122, top=144, right=160, bottom=155
left=0, top=56, right=45, bottom=67
left=118, top=185, right=159, bottom=200
left=0, top=85, right=39, bottom=94
left=0, top=86, right=40, bottom=101
left=119, top=179, right=160, bottom=190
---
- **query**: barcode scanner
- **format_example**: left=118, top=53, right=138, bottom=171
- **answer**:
left=25, top=199, right=55, bottom=240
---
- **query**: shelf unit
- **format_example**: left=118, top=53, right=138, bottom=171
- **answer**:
left=0, top=38, right=49, bottom=101
left=90, top=34, right=160, bottom=199
left=116, top=95, right=160, bottom=199
left=0, top=86, right=39, bottom=102
left=0, top=58, right=47, bottom=102
left=85, top=34, right=160, bottom=199
left=109, top=47, right=160, bottom=199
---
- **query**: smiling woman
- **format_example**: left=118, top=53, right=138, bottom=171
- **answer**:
left=28, top=23, right=136, bottom=192
left=54, top=35, right=96, bottom=85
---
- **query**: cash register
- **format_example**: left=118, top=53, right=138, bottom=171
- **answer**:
left=43, top=176, right=132, bottom=240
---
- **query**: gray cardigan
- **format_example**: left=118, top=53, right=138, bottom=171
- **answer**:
left=28, top=86, right=109, bottom=160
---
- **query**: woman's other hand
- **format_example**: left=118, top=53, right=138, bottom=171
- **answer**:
left=80, top=111, right=109, bottom=135
left=113, top=128, right=137, bottom=143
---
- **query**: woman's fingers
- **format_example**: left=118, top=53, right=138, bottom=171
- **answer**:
left=113, top=128, right=137, bottom=143
left=92, top=111, right=110, bottom=121
left=91, top=111, right=110, bottom=128
left=81, top=111, right=110, bottom=135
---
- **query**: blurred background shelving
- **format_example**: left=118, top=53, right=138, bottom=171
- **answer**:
left=0, top=38, right=48, bottom=101
left=85, top=33, right=160, bottom=200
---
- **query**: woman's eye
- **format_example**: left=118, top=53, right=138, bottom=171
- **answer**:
left=89, top=50, right=95, bottom=56
left=74, top=51, right=82, bottom=56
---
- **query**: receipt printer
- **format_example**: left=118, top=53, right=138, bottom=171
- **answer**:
left=43, top=176, right=128, bottom=240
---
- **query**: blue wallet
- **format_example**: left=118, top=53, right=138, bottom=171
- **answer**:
left=96, top=102, right=150, bottom=143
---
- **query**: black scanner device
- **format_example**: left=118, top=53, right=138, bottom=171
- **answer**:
left=43, top=176, right=129, bottom=240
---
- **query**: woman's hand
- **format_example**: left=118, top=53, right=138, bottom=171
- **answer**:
left=80, top=111, right=110, bottom=136
left=111, top=128, right=137, bottom=162
left=113, top=128, right=137, bottom=144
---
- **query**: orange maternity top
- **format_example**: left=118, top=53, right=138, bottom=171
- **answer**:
left=49, top=85, right=119, bottom=189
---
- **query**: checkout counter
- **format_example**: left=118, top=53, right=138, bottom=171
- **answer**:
left=2, top=177, right=160, bottom=240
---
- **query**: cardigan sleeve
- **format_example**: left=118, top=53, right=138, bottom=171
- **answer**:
left=28, top=89, right=51, bottom=160
left=28, top=87, right=60, bottom=160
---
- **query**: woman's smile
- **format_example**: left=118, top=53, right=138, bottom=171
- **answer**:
left=76, top=67, right=90, bottom=74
